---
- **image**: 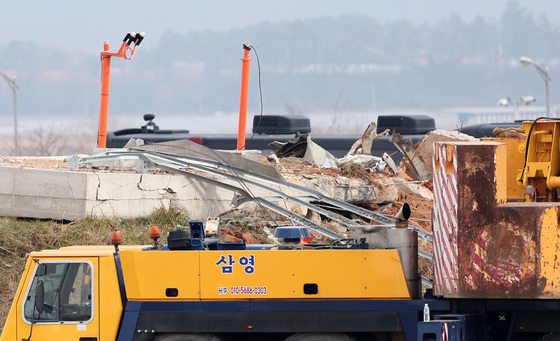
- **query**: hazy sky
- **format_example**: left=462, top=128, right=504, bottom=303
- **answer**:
left=2, top=0, right=559, bottom=51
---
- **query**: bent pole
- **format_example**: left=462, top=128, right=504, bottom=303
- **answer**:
left=97, top=32, right=145, bottom=148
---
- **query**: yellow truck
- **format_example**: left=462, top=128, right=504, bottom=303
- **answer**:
left=0, top=223, right=418, bottom=341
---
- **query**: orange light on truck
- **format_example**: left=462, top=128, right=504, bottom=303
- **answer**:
left=111, top=231, right=122, bottom=251
left=149, top=226, right=161, bottom=239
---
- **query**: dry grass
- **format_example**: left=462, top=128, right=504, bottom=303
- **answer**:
left=0, top=208, right=189, bottom=333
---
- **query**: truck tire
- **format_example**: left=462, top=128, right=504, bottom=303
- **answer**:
left=156, top=334, right=222, bottom=341
left=284, top=333, right=356, bottom=341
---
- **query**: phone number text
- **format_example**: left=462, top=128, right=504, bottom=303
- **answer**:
left=218, top=286, right=267, bottom=295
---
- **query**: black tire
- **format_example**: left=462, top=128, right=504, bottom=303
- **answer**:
left=284, top=333, right=356, bottom=341
left=156, top=334, right=222, bottom=341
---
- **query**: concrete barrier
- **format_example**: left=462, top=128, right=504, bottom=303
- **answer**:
left=0, top=167, right=235, bottom=221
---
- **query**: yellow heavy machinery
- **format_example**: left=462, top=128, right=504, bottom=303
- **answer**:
left=6, top=118, right=560, bottom=341
left=518, top=120, right=560, bottom=201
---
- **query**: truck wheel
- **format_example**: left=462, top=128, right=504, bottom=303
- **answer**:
left=284, top=333, right=356, bottom=341
left=156, top=334, right=222, bottom=341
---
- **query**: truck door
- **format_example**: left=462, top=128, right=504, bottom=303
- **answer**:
left=17, top=259, right=99, bottom=341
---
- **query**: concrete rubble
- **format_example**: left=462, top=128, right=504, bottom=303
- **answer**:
left=0, top=165, right=236, bottom=221
left=414, top=129, right=478, bottom=177
left=0, top=128, right=477, bottom=241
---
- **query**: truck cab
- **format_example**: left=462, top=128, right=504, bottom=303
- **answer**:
left=2, top=249, right=124, bottom=341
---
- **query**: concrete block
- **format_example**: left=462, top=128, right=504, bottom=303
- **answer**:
left=0, top=167, right=88, bottom=220
left=0, top=167, right=87, bottom=199
left=416, top=129, right=477, bottom=177
left=0, top=193, right=86, bottom=221
left=86, top=199, right=171, bottom=218
left=172, top=199, right=233, bottom=221
left=0, top=165, right=274, bottom=221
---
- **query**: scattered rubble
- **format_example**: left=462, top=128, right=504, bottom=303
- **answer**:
left=390, top=133, right=431, bottom=181
left=492, top=126, right=526, bottom=138
left=0, top=128, right=440, bottom=284
left=302, top=135, right=338, bottom=168
left=0, top=126, right=442, bottom=244
left=269, top=134, right=307, bottom=158
left=414, top=129, right=478, bottom=177
left=0, top=156, right=67, bottom=169
left=219, top=224, right=264, bottom=244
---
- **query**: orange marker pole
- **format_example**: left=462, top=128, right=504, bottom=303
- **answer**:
left=96, top=32, right=144, bottom=148
left=98, top=42, right=112, bottom=148
left=237, top=45, right=252, bottom=150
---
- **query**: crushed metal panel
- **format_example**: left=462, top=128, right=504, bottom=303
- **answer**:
left=390, top=133, right=431, bottom=181
left=433, top=141, right=560, bottom=298
left=76, top=148, right=432, bottom=244
left=346, top=125, right=390, bottom=157
left=270, top=134, right=308, bottom=158
left=77, top=149, right=346, bottom=240
left=138, top=139, right=285, bottom=182
left=138, top=149, right=432, bottom=243
left=303, top=135, right=337, bottom=168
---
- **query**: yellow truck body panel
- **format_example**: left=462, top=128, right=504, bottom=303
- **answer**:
left=119, top=248, right=410, bottom=301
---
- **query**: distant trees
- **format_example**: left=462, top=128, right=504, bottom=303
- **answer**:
left=0, top=1, right=557, bottom=118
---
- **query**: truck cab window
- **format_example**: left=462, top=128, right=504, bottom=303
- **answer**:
left=23, top=262, right=93, bottom=324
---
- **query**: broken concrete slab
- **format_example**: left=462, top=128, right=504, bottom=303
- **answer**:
left=0, top=166, right=238, bottom=221
left=76, top=148, right=410, bottom=240
left=415, top=130, right=478, bottom=177
left=284, top=173, right=399, bottom=204
left=0, top=167, right=88, bottom=220
left=0, top=155, right=395, bottom=237
left=392, top=181, right=433, bottom=201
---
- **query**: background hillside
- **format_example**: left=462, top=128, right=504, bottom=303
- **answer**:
left=0, top=2, right=557, bottom=119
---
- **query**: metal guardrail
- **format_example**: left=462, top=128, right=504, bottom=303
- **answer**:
left=69, top=140, right=433, bottom=257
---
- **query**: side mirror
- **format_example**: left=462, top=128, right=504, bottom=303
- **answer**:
left=34, top=280, right=44, bottom=315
